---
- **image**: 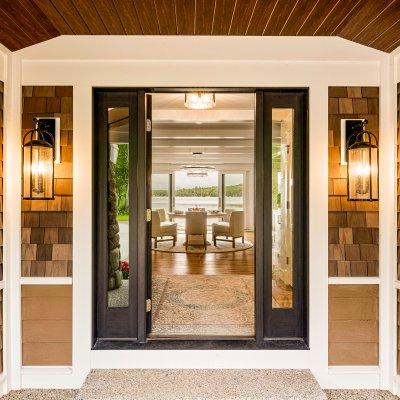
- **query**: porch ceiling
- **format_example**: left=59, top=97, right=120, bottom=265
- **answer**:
left=1, top=0, right=399, bottom=53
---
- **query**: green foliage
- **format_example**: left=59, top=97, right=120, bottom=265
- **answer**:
left=152, top=184, right=243, bottom=198
left=224, top=184, right=243, bottom=197
left=115, top=144, right=129, bottom=215
left=175, top=186, right=218, bottom=197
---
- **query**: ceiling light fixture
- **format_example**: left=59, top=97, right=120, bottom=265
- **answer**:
left=180, top=164, right=216, bottom=178
left=184, top=92, right=216, bottom=110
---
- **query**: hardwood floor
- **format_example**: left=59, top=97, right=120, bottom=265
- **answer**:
left=152, top=232, right=254, bottom=276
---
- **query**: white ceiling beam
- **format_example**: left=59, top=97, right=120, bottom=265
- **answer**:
left=152, top=130, right=254, bottom=139
left=153, top=155, right=254, bottom=163
left=152, top=147, right=254, bottom=154
left=152, top=139, right=253, bottom=147
left=153, top=109, right=254, bottom=122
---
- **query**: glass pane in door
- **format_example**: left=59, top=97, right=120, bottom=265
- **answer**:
left=272, top=109, right=294, bottom=309
left=223, top=173, right=244, bottom=211
left=107, top=107, right=130, bottom=308
left=152, top=174, right=171, bottom=215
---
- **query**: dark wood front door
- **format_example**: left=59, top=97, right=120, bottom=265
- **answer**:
left=255, top=90, right=308, bottom=343
left=93, top=88, right=308, bottom=349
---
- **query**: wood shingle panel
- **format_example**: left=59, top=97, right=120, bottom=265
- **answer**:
left=21, top=86, right=73, bottom=277
left=21, top=285, right=72, bottom=366
left=329, top=284, right=379, bottom=366
left=328, top=87, right=379, bottom=277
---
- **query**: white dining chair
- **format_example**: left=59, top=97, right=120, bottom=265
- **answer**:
left=185, top=211, right=207, bottom=250
left=151, top=210, right=177, bottom=248
left=212, top=210, right=244, bottom=248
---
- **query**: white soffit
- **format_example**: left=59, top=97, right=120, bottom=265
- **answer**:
left=16, top=36, right=386, bottom=62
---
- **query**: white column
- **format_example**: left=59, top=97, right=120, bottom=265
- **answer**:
left=308, top=83, right=329, bottom=383
left=379, top=55, right=397, bottom=390
left=72, top=84, right=92, bottom=386
left=4, top=53, right=22, bottom=390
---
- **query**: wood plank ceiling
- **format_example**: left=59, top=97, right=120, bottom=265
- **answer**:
left=1, top=0, right=400, bottom=52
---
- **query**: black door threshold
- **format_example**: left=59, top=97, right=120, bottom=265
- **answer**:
left=93, top=338, right=309, bottom=350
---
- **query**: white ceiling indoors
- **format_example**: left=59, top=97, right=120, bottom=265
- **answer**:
left=109, top=93, right=289, bottom=170
left=152, top=93, right=255, bottom=170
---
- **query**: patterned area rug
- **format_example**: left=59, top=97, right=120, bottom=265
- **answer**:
left=151, top=275, right=254, bottom=336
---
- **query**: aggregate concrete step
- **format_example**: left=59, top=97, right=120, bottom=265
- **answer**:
left=76, top=369, right=327, bottom=400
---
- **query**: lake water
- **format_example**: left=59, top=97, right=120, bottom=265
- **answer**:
left=152, top=196, right=243, bottom=211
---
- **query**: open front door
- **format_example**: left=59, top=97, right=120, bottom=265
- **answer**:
left=145, top=93, right=153, bottom=336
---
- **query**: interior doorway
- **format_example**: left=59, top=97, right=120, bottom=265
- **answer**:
left=149, top=92, right=255, bottom=338
left=93, top=88, right=308, bottom=348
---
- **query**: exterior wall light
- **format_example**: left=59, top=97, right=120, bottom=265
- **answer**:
left=22, top=118, right=55, bottom=200
left=347, top=120, right=378, bottom=201
left=184, top=92, right=216, bottom=110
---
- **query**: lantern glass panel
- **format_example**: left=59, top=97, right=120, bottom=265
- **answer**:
left=23, top=143, right=54, bottom=199
left=348, top=145, right=378, bottom=201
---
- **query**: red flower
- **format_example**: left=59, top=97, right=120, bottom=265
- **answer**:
left=120, top=260, right=129, bottom=271
left=120, top=260, right=129, bottom=279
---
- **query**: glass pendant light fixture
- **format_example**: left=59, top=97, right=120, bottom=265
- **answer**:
left=180, top=165, right=216, bottom=177
left=22, top=118, right=55, bottom=200
left=347, top=120, right=378, bottom=201
left=184, top=92, right=216, bottom=110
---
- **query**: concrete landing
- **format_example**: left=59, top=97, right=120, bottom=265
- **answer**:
left=76, top=369, right=327, bottom=400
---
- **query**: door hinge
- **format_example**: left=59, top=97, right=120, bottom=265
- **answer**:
left=146, top=298, right=152, bottom=312
left=146, top=208, right=152, bottom=222
left=146, top=118, right=152, bottom=132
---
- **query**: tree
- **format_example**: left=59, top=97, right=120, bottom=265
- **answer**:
left=115, top=144, right=129, bottom=214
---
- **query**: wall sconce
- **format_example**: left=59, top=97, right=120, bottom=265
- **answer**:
left=22, top=118, right=55, bottom=200
left=347, top=120, right=378, bottom=201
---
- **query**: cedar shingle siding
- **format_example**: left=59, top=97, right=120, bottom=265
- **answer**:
left=328, top=86, right=379, bottom=277
left=21, top=86, right=73, bottom=277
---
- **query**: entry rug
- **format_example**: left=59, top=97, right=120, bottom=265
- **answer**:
left=76, top=369, right=327, bottom=400
left=151, top=275, right=254, bottom=337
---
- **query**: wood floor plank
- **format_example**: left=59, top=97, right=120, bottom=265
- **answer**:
left=153, top=232, right=254, bottom=275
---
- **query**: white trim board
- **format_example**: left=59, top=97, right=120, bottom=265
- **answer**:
left=328, top=277, right=380, bottom=285
left=316, top=366, right=381, bottom=389
left=19, top=278, right=73, bottom=286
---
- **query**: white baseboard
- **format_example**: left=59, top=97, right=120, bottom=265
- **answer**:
left=0, top=373, right=8, bottom=396
left=316, top=366, right=381, bottom=389
left=392, top=375, right=400, bottom=396
left=20, top=367, right=83, bottom=389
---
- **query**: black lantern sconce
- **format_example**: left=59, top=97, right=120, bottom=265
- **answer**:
left=22, top=118, right=55, bottom=200
left=347, top=120, right=379, bottom=201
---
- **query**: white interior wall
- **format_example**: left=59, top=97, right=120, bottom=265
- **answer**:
left=1, top=36, right=397, bottom=393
